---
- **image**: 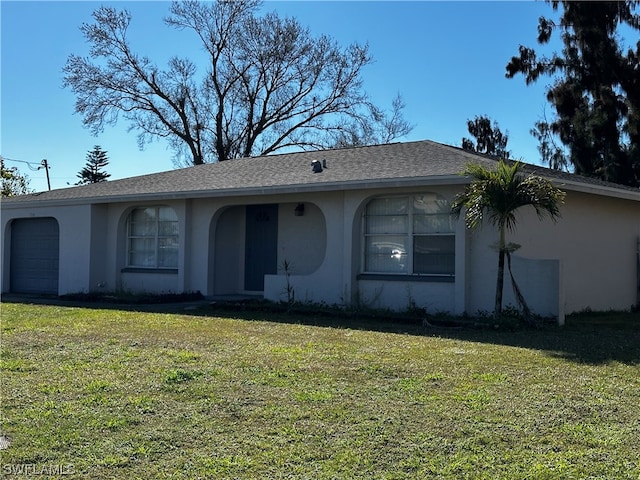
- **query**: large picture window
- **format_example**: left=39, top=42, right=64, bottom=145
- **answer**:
left=127, top=207, right=179, bottom=268
left=363, top=194, right=455, bottom=277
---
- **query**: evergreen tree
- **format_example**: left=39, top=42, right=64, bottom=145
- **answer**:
left=77, top=146, right=111, bottom=184
left=506, top=1, right=640, bottom=187
left=461, top=115, right=511, bottom=159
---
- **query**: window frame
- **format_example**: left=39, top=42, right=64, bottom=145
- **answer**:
left=126, top=206, right=179, bottom=270
left=361, top=194, right=455, bottom=279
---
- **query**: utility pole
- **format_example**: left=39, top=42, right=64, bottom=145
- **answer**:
left=40, top=159, right=51, bottom=191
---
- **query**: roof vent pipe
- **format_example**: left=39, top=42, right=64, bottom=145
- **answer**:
left=323, top=159, right=327, bottom=168
left=311, top=160, right=323, bottom=173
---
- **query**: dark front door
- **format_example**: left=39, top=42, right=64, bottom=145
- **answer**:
left=244, top=204, right=278, bottom=291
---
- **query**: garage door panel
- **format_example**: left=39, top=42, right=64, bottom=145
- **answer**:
left=10, top=218, right=59, bottom=294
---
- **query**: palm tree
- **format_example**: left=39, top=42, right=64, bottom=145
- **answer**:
left=451, top=160, right=566, bottom=318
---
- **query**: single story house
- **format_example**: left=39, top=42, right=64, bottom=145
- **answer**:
left=2, top=140, right=639, bottom=322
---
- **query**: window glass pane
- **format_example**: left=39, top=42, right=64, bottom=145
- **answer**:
left=130, top=221, right=156, bottom=237
left=158, top=207, right=178, bottom=222
left=413, top=214, right=455, bottom=234
left=365, top=214, right=407, bottom=234
left=413, top=235, right=455, bottom=275
left=362, top=195, right=456, bottom=276
left=366, top=197, right=408, bottom=215
left=127, top=206, right=179, bottom=268
left=131, top=207, right=156, bottom=222
left=364, top=236, right=408, bottom=273
left=129, top=238, right=156, bottom=267
left=130, top=208, right=157, bottom=236
left=158, top=220, right=179, bottom=236
left=158, top=237, right=178, bottom=268
left=158, top=207, right=178, bottom=236
left=413, top=195, right=450, bottom=214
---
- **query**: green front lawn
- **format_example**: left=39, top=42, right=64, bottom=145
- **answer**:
left=1, top=303, right=638, bottom=479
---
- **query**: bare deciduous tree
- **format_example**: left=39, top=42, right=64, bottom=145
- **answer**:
left=63, top=1, right=412, bottom=166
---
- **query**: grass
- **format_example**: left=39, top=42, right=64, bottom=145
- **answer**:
left=1, top=302, right=639, bottom=479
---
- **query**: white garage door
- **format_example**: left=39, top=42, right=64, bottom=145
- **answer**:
left=10, top=218, right=59, bottom=294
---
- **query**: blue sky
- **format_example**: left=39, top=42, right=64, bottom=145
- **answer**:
left=1, top=1, right=560, bottom=193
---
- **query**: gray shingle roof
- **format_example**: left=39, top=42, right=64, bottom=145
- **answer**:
left=3, top=140, right=638, bottom=206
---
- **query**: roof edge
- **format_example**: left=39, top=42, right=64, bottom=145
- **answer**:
left=0, top=175, right=469, bottom=209
left=549, top=178, right=640, bottom=202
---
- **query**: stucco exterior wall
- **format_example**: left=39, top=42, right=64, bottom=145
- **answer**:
left=261, top=186, right=464, bottom=311
left=355, top=278, right=455, bottom=312
left=89, top=204, right=108, bottom=292
left=2, top=181, right=637, bottom=316
left=1, top=204, right=93, bottom=295
left=264, top=192, right=346, bottom=305
left=203, top=194, right=335, bottom=298
left=464, top=189, right=640, bottom=315
left=277, top=202, right=326, bottom=275
left=512, top=190, right=639, bottom=313
left=209, top=204, right=244, bottom=295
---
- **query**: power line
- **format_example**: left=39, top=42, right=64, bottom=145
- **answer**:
left=0, top=155, right=45, bottom=171
left=0, top=155, right=51, bottom=190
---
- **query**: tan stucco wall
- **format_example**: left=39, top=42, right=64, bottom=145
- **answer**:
left=516, top=190, right=639, bottom=313
left=465, top=190, right=640, bottom=314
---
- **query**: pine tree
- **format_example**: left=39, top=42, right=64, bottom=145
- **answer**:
left=461, top=115, right=511, bottom=159
left=76, top=146, right=111, bottom=185
left=506, top=1, right=640, bottom=187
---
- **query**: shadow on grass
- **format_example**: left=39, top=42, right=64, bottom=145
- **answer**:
left=200, top=302, right=640, bottom=366
left=3, top=295, right=639, bottom=366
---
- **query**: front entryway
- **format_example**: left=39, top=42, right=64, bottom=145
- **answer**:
left=244, top=204, right=278, bottom=291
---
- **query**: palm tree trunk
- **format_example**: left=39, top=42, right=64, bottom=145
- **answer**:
left=495, top=227, right=506, bottom=316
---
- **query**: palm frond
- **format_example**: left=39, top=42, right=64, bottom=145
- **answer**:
left=452, top=160, right=565, bottom=232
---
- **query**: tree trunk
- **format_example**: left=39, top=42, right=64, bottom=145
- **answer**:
left=495, top=228, right=506, bottom=316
